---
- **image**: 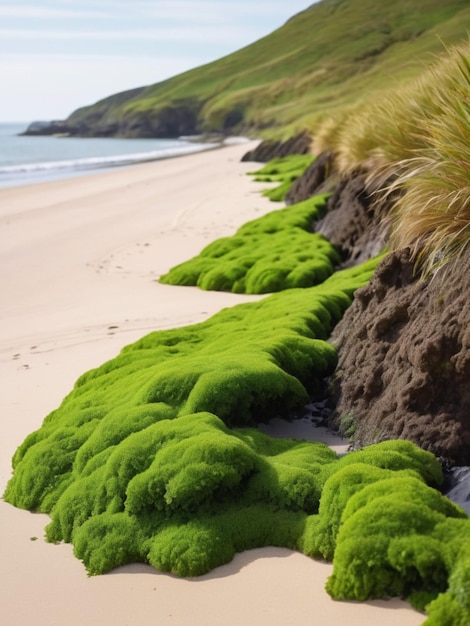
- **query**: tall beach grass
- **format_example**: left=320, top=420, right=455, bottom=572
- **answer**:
left=312, top=40, right=470, bottom=275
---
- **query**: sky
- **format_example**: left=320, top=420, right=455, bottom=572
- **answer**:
left=0, top=0, right=315, bottom=122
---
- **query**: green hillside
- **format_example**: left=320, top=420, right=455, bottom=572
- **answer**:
left=63, top=0, right=470, bottom=139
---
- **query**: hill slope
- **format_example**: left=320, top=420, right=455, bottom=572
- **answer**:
left=35, top=0, right=470, bottom=139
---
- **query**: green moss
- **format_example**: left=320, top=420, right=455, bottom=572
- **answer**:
left=291, top=439, right=470, bottom=623
left=421, top=522, right=470, bottom=624
left=146, top=518, right=234, bottom=577
left=72, top=512, right=146, bottom=575
left=161, top=194, right=340, bottom=293
left=424, top=594, right=469, bottom=626
left=320, top=459, right=469, bottom=622
left=262, top=180, right=295, bottom=202
left=5, top=349, right=470, bottom=626
left=248, top=155, right=315, bottom=180
left=252, top=154, right=313, bottom=203
left=5, top=173, right=470, bottom=623
left=306, top=463, right=400, bottom=560
left=299, top=439, right=447, bottom=562
left=4, top=262, right=376, bottom=563
left=334, top=438, right=444, bottom=487
left=145, top=503, right=307, bottom=577
left=326, top=476, right=466, bottom=602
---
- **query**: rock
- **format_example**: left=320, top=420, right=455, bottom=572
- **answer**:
left=443, top=466, right=470, bottom=515
left=25, top=93, right=204, bottom=139
left=285, top=151, right=337, bottom=204
left=241, top=131, right=312, bottom=162
left=314, top=170, right=391, bottom=266
left=328, top=247, right=470, bottom=466
left=20, top=120, right=72, bottom=136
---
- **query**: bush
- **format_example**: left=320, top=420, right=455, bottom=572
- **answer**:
left=314, top=40, right=470, bottom=277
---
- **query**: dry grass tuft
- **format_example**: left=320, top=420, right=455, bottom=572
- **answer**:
left=314, top=40, right=470, bottom=275
left=387, top=43, right=470, bottom=275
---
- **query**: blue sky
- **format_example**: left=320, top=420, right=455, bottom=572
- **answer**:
left=0, top=1, right=315, bottom=122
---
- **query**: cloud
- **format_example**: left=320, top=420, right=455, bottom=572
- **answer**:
left=0, top=1, right=313, bottom=52
left=128, top=1, right=306, bottom=22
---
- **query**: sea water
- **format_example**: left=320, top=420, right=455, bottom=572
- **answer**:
left=0, top=122, right=218, bottom=189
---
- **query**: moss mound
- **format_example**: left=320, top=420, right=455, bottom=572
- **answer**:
left=4, top=278, right=470, bottom=623
left=4, top=262, right=376, bottom=568
left=160, top=193, right=339, bottom=293
left=323, top=468, right=470, bottom=624
left=296, top=440, right=470, bottom=623
left=4, top=137, right=470, bottom=620
left=160, top=155, right=335, bottom=294
left=249, top=155, right=316, bottom=202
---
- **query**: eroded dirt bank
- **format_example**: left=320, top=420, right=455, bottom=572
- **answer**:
left=329, top=247, right=470, bottom=466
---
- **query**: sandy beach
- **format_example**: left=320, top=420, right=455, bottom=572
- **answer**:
left=0, top=142, right=424, bottom=626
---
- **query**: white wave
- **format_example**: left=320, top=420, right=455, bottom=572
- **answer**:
left=0, top=142, right=219, bottom=177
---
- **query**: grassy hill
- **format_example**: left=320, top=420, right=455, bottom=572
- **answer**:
left=63, top=0, right=470, bottom=139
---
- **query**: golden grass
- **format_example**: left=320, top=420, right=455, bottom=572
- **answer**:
left=313, top=40, right=470, bottom=275
left=313, top=68, right=442, bottom=175
left=386, top=43, right=470, bottom=275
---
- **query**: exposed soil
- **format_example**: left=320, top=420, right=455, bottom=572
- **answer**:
left=328, top=247, right=470, bottom=466
left=241, top=150, right=470, bottom=468
left=285, top=151, right=337, bottom=204
left=313, top=171, right=393, bottom=266
left=241, top=132, right=312, bottom=162
left=286, top=161, right=394, bottom=266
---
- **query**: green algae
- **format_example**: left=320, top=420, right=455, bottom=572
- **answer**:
left=248, top=154, right=316, bottom=203
left=324, top=474, right=469, bottom=616
left=417, top=518, right=470, bottom=623
left=248, top=155, right=315, bottom=179
left=298, top=439, right=452, bottom=562
left=160, top=194, right=339, bottom=293
left=294, top=440, right=470, bottom=625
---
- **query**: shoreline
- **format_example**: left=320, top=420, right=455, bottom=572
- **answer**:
left=0, top=125, right=251, bottom=190
left=0, top=143, right=423, bottom=626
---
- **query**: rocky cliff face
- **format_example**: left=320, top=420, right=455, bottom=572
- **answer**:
left=240, top=132, right=312, bottom=162
left=21, top=91, right=204, bottom=139
left=314, top=175, right=469, bottom=467
left=284, top=155, right=392, bottom=267
left=20, top=120, right=74, bottom=136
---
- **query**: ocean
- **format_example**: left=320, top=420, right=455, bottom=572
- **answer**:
left=0, top=122, right=219, bottom=189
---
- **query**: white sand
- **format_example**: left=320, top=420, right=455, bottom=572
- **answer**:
left=0, top=142, right=424, bottom=625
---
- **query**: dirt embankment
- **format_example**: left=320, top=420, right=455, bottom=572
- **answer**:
left=247, top=142, right=469, bottom=468
left=330, top=247, right=470, bottom=466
